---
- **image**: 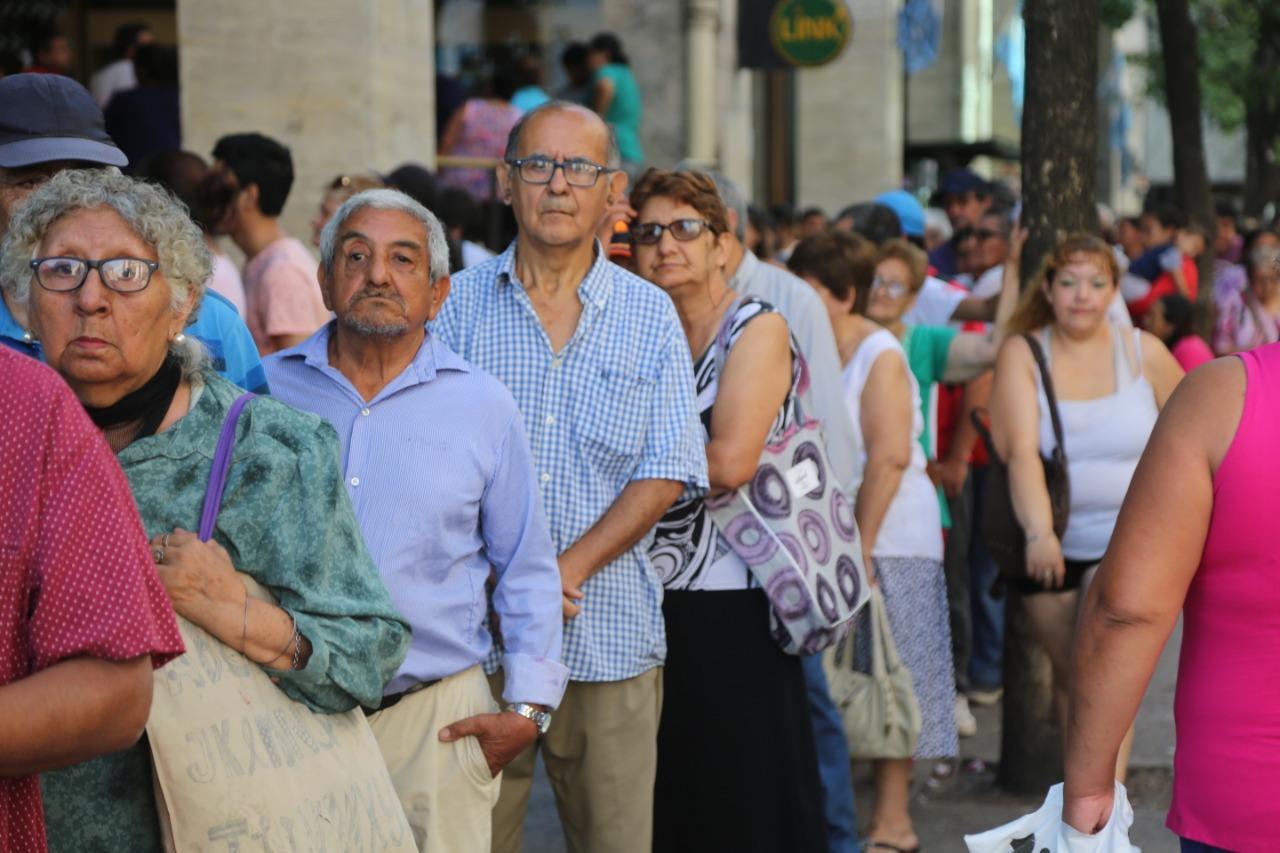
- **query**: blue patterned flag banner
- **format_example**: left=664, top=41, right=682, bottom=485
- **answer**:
left=898, top=0, right=941, bottom=75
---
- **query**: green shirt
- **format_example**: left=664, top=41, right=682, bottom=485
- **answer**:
left=901, top=324, right=958, bottom=527
left=596, top=63, right=644, bottom=163
left=42, top=371, right=410, bottom=852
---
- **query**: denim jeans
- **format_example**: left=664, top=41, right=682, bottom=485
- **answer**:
left=1180, top=838, right=1234, bottom=853
left=967, top=466, right=1004, bottom=689
left=801, top=652, right=859, bottom=853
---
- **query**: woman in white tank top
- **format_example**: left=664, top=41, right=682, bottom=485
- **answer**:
left=792, top=231, right=956, bottom=853
left=990, top=234, right=1184, bottom=782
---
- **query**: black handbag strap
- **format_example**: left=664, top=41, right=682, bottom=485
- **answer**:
left=967, top=333, right=1067, bottom=463
left=1022, top=332, right=1066, bottom=463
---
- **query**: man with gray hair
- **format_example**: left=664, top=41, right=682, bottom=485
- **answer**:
left=434, top=100, right=706, bottom=853
left=697, top=167, right=862, bottom=853
left=264, top=188, right=567, bottom=851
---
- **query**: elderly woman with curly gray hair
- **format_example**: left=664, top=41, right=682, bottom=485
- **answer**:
left=0, top=169, right=411, bottom=851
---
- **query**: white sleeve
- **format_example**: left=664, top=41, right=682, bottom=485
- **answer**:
left=903, top=276, right=967, bottom=326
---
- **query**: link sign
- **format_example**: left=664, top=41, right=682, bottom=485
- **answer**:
left=740, top=0, right=853, bottom=69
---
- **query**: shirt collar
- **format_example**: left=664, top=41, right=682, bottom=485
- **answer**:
left=495, top=239, right=616, bottom=311
left=730, top=249, right=761, bottom=289
left=288, top=320, right=470, bottom=388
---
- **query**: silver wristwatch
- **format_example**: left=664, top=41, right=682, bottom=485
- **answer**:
left=506, top=702, right=552, bottom=734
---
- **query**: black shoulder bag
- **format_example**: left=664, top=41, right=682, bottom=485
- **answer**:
left=971, top=333, right=1070, bottom=586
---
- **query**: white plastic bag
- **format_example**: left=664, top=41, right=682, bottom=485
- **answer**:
left=964, top=781, right=1140, bottom=853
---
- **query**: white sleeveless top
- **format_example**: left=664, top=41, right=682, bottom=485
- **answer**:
left=843, top=329, right=943, bottom=561
left=1035, top=325, right=1159, bottom=561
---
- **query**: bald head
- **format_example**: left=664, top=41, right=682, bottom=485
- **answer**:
left=503, top=101, right=621, bottom=169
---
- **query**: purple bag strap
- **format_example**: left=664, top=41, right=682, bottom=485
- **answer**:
left=198, top=393, right=256, bottom=542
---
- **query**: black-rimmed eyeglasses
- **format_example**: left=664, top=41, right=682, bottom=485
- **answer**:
left=506, top=157, right=614, bottom=188
left=630, top=219, right=714, bottom=246
left=29, top=256, right=159, bottom=293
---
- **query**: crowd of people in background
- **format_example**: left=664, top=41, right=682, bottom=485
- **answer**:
left=3, top=19, right=1280, bottom=853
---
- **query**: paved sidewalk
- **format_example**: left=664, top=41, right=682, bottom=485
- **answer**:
left=521, top=621, right=1182, bottom=851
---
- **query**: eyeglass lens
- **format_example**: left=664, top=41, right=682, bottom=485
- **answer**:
left=632, top=219, right=708, bottom=245
left=35, top=257, right=155, bottom=292
left=518, top=158, right=604, bottom=187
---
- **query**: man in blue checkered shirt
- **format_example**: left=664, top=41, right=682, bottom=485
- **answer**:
left=432, top=102, right=707, bottom=853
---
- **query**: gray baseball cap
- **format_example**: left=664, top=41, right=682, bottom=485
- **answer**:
left=0, top=73, right=128, bottom=168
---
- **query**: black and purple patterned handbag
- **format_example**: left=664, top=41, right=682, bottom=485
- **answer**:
left=704, top=306, right=870, bottom=655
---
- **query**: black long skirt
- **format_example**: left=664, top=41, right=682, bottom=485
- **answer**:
left=653, top=588, right=830, bottom=853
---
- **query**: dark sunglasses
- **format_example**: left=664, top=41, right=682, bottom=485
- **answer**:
left=631, top=218, right=714, bottom=245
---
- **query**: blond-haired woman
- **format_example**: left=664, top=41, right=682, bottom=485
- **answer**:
left=990, top=233, right=1182, bottom=779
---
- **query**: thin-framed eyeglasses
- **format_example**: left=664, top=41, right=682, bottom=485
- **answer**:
left=29, top=256, right=159, bottom=293
left=631, top=219, right=714, bottom=246
left=506, top=157, right=614, bottom=188
left=871, top=275, right=909, bottom=299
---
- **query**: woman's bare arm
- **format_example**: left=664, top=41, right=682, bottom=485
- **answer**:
left=854, top=350, right=914, bottom=572
left=706, top=312, right=792, bottom=490
left=593, top=76, right=615, bottom=116
left=942, top=251, right=1024, bottom=383
left=0, top=655, right=152, bottom=777
left=991, top=335, right=1065, bottom=585
left=1063, top=357, right=1242, bottom=831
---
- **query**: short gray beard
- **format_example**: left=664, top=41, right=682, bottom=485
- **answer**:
left=341, top=313, right=411, bottom=338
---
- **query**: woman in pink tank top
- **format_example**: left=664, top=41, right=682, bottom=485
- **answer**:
left=1063, top=345, right=1279, bottom=851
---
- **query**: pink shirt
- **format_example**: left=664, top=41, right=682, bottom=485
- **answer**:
left=241, top=236, right=330, bottom=353
left=208, top=251, right=246, bottom=316
left=1168, top=343, right=1280, bottom=850
left=1171, top=335, right=1214, bottom=374
left=0, top=349, right=184, bottom=852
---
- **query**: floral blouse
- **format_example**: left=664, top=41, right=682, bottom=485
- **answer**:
left=41, top=371, right=410, bottom=853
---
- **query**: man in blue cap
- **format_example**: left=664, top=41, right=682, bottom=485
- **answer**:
left=928, top=168, right=992, bottom=278
left=0, top=73, right=267, bottom=393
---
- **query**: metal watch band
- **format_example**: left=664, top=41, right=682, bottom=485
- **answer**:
left=506, top=702, right=552, bottom=734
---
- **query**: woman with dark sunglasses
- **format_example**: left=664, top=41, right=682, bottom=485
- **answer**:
left=630, top=168, right=827, bottom=853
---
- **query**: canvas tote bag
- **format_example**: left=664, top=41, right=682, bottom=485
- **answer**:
left=704, top=300, right=871, bottom=654
left=145, top=393, right=416, bottom=852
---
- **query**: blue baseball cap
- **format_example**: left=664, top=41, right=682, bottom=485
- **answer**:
left=934, top=168, right=989, bottom=200
left=0, top=74, right=127, bottom=169
left=874, top=189, right=926, bottom=238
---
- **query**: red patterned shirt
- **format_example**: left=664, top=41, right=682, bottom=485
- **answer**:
left=0, top=348, right=184, bottom=852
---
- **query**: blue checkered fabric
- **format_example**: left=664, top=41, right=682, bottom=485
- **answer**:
left=432, top=243, right=708, bottom=682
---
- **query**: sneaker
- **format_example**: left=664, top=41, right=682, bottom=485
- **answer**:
left=967, top=685, right=1004, bottom=707
left=955, top=694, right=977, bottom=738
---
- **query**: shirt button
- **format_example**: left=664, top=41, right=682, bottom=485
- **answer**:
left=350, top=476, right=361, bottom=487
left=545, top=414, right=556, bottom=426
left=551, top=358, right=563, bottom=369
left=360, top=408, right=371, bottom=417
left=540, top=473, right=551, bottom=484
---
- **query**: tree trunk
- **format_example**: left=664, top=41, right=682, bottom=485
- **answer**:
left=1244, top=110, right=1280, bottom=222
left=1018, top=0, right=1099, bottom=286
left=1242, top=7, right=1280, bottom=221
left=1002, top=0, right=1098, bottom=793
left=1153, top=0, right=1216, bottom=325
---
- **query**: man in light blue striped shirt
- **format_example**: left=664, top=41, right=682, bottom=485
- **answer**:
left=265, top=189, right=567, bottom=851
left=432, top=102, right=707, bottom=853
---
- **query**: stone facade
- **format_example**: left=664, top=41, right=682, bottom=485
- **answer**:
left=177, top=0, right=436, bottom=250
left=794, top=0, right=903, bottom=212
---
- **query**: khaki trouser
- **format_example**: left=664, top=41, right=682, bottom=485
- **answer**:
left=488, top=667, right=663, bottom=853
left=367, top=665, right=501, bottom=852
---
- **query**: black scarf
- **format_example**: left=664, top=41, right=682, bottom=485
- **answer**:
left=83, top=354, right=183, bottom=441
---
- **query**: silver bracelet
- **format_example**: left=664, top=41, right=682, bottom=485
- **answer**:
left=289, top=622, right=304, bottom=671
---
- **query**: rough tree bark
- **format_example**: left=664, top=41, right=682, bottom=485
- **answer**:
left=1002, top=0, right=1098, bottom=795
left=1154, top=0, right=1216, bottom=319
left=1243, top=6, right=1280, bottom=220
